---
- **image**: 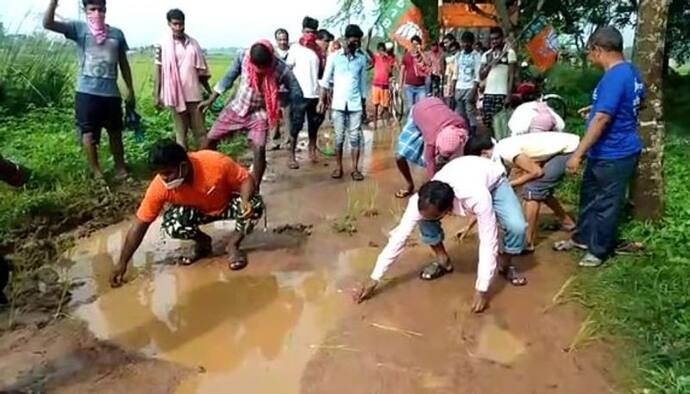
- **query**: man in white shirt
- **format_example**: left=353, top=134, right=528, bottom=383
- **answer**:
left=466, top=132, right=578, bottom=251
left=286, top=16, right=326, bottom=168
left=354, top=156, right=527, bottom=313
left=453, top=31, right=482, bottom=137
left=480, top=27, right=517, bottom=131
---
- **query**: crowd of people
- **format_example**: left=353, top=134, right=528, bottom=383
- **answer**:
left=0, top=0, right=645, bottom=314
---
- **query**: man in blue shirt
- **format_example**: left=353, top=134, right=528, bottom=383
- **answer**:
left=43, top=0, right=135, bottom=180
left=318, top=24, right=368, bottom=181
left=554, top=26, right=645, bottom=267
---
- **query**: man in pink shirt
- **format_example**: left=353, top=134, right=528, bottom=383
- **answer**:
left=354, top=155, right=527, bottom=313
left=154, top=9, right=212, bottom=150
left=395, top=97, right=468, bottom=198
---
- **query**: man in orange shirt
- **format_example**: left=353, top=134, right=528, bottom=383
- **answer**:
left=110, top=140, right=264, bottom=287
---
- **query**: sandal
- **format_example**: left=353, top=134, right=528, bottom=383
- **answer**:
left=178, top=243, right=212, bottom=266
left=578, top=253, right=603, bottom=268
left=288, top=160, right=300, bottom=170
left=420, top=261, right=454, bottom=281
left=228, top=249, right=249, bottom=271
left=553, top=239, right=587, bottom=252
left=395, top=188, right=414, bottom=199
left=351, top=170, right=364, bottom=182
left=331, top=169, right=343, bottom=179
left=500, top=265, right=527, bottom=286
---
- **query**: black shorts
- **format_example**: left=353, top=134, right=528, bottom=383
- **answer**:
left=75, top=92, right=123, bottom=143
left=290, top=98, right=324, bottom=139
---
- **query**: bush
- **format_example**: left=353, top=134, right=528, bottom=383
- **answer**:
left=0, top=35, right=74, bottom=114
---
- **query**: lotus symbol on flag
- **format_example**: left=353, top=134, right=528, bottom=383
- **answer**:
left=395, top=21, right=423, bottom=41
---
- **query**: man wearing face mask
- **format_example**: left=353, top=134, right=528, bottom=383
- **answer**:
left=285, top=16, right=326, bottom=169
left=317, top=24, right=368, bottom=181
left=110, top=140, right=264, bottom=288
left=43, top=0, right=135, bottom=180
left=200, top=40, right=303, bottom=190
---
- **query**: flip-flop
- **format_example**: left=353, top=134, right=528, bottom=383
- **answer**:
left=395, top=188, right=414, bottom=199
left=420, top=261, right=454, bottom=281
left=229, top=249, right=248, bottom=271
left=500, top=265, right=527, bottom=286
left=351, top=171, right=364, bottom=182
left=553, top=239, right=587, bottom=252
left=331, top=169, right=343, bottom=179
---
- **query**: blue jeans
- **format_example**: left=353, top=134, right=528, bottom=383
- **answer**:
left=573, top=154, right=639, bottom=259
left=493, top=178, right=527, bottom=255
left=418, top=178, right=526, bottom=253
left=404, top=84, right=426, bottom=114
left=332, top=109, right=363, bottom=149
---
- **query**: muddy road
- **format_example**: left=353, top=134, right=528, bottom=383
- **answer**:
left=0, top=128, right=618, bottom=393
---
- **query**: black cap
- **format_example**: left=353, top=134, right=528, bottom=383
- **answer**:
left=303, top=16, right=319, bottom=30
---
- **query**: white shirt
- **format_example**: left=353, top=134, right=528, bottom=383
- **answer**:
left=370, top=156, right=506, bottom=292
left=481, top=48, right=517, bottom=95
left=286, top=44, right=321, bottom=99
left=495, top=132, right=580, bottom=163
left=508, top=101, right=566, bottom=137
left=455, top=50, right=482, bottom=90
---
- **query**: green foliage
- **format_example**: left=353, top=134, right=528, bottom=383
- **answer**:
left=545, top=63, right=601, bottom=115
left=0, top=35, right=74, bottom=113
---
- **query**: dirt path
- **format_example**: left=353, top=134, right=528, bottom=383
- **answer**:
left=0, top=128, right=618, bottom=393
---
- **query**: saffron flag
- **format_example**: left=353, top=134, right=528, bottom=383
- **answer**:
left=524, top=16, right=559, bottom=72
left=379, top=0, right=429, bottom=50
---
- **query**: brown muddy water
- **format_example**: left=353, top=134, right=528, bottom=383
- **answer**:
left=19, top=126, right=619, bottom=394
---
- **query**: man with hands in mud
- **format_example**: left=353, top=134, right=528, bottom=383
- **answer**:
left=110, top=140, right=265, bottom=287
left=354, top=155, right=527, bottom=313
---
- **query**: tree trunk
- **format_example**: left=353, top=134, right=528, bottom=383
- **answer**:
left=631, top=0, right=671, bottom=221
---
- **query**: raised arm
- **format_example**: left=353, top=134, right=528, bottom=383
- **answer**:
left=43, top=0, right=70, bottom=35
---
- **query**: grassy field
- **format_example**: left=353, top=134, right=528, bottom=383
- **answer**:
left=127, top=52, right=234, bottom=98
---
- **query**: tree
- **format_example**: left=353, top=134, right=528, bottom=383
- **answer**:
left=631, top=0, right=672, bottom=220
left=0, top=22, right=5, bottom=40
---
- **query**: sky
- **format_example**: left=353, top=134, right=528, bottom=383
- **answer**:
left=0, top=0, right=373, bottom=48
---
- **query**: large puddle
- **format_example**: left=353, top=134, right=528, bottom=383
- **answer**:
left=62, top=129, right=393, bottom=393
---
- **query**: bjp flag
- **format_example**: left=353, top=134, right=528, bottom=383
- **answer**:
left=524, top=17, right=559, bottom=72
left=379, top=0, right=429, bottom=50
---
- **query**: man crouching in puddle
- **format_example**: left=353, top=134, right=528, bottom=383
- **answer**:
left=354, top=155, right=527, bottom=313
left=110, top=140, right=264, bottom=287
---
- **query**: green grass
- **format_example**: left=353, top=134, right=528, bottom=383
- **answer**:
left=551, top=69, right=690, bottom=393
left=0, top=41, right=246, bottom=248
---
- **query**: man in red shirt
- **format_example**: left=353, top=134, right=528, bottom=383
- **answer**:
left=369, top=42, right=396, bottom=129
left=425, top=42, right=445, bottom=98
left=395, top=97, right=469, bottom=198
left=110, top=140, right=265, bottom=287
left=399, top=35, right=429, bottom=114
